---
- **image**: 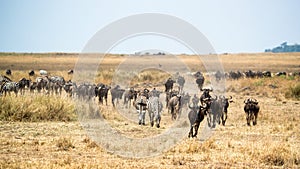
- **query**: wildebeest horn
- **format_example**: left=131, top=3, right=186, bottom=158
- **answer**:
left=200, top=88, right=204, bottom=91
left=226, top=96, right=232, bottom=100
left=188, top=104, right=194, bottom=109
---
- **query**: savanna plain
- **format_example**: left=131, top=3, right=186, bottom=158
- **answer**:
left=0, top=52, right=300, bottom=168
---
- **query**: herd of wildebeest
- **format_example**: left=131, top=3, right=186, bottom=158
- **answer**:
left=1, top=68, right=299, bottom=138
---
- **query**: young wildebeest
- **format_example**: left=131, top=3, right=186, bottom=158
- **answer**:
left=188, top=104, right=206, bottom=138
left=148, top=96, right=163, bottom=128
left=168, top=95, right=182, bottom=120
left=244, top=98, right=260, bottom=126
left=219, top=95, right=233, bottom=126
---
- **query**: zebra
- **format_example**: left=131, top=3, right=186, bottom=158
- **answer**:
left=148, top=96, right=163, bottom=128
left=48, top=76, right=65, bottom=95
left=1, top=81, right=19, bottom=96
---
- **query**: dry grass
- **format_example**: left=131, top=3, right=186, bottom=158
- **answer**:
left=0, top=52, right=300, bottom=168
left=0, top=95, right=76, bottom=122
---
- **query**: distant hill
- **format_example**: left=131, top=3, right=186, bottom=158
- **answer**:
left=265, top=42, right=300, bottom=53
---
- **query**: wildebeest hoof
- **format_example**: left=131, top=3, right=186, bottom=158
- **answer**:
left=139, top=122, right=141, bottom=125
left=156, top=124, right=160, bottom=128
left=150, top=122, right=154, bottom=127
left=142, top=123, right=145, bottom=126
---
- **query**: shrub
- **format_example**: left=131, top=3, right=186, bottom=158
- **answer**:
left=285, top=83, right=300, bottom=100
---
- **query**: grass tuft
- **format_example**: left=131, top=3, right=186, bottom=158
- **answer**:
left=0, top=95, right=76, bottom=122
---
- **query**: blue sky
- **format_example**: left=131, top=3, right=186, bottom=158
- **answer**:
left=0, top=0, right=299, bottom=54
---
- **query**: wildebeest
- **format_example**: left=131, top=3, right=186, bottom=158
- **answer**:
left=164, top=78, right=175, bottom=92
left=76, top=83, right=92, bottom=100
left=95, top=83, right=110, bottom=105
left=124, top=87, right=138, bottom=108
left=195, top=74, right=205, bottom=90
left=200, top=88, right=212, bottom=106
left=148, top=96, right=163, bottom=128
left=206, top=96, right=223, bottom=128
left=275, top=72, right=286, bottom=77
left=18, top=78, right=30, bottom=95
left=188, top=104, right=206, bottom=138
left=215, top=70, right=225, bottom=82
left=134, top=94, right=148, bottom=125
left=165, top=90, right=179, bottom=108
left=244, top=70, right=256, bottom=78
left=28, top=70, right=35, bottom=76
left=262, top=71, right=271, bottom=77
left=228, top=71, right=243, bottom=80
left=5, top=69, right=12, bottom=76
left=110, top=85, right=125, bottom=107
left=244, top=98, right=260, bottom=126
left=177, top=75, right=185, bottom=93
left=67, top=69, right=74, bottom=75
left=219, top=95, right=233, bottom=126
left=168, top=95, right=182, bottom=120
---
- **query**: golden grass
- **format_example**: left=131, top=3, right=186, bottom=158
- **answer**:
left=0, top=52, right=300, bottom=168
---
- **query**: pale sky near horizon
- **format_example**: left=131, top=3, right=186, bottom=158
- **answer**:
left=0, top=0, right=299, bottom=54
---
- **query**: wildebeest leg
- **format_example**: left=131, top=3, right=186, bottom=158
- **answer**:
left=222, top=111, right=227, bottom=126
left=112, top=98, right=116, bottom=107
left=193, top=122, right=200, bottom=137
left=188, top=126, right=194, bottom=138
left=149, top=111, right=154, bottom=127
left=246, top=112, right=251, bottom=126
left=171, top=107, right=176, bottom=120
left=207, top=111, right=212, bottom=127
left=253, top=112, right=258, bottom=125
left=105, top=96, right=108, bottom=106
left=155, top=114, right=161, bottom=128
left=99, top=96, right=103, bottom=105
